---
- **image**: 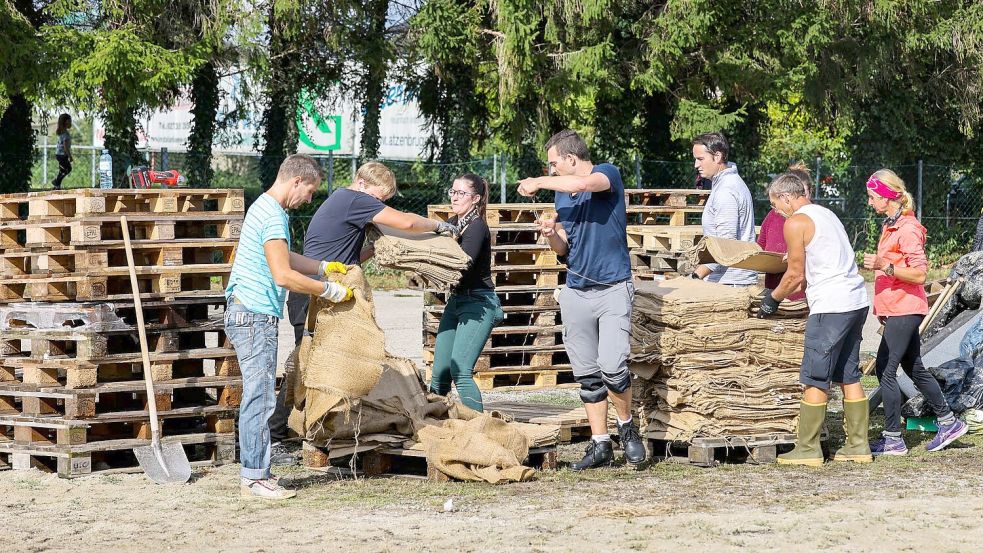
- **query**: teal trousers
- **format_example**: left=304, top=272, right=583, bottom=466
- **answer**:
left=429, top=289, right=504, bottom=411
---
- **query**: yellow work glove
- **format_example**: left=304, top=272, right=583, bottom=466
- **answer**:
left=318, top=260, right=348, bottom=276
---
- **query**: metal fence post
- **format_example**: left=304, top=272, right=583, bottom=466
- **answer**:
left=350, top=155, right=357, bottom=181
left=634, top=154, right=641, bottom=188
left=161, top=148, right=169, bottom=171
left=500, top=155, right=507, bottom=204
left=492, top=153, right=498, bottom=198
left=814, top=156, right=821, bottom=195
left=327, top=150, right=334, bottom=194
left=42, top=135, right=48, bottom=187
left=90, top=146, right=97, bottom=188
left=917, top=159, right=924, bottom=219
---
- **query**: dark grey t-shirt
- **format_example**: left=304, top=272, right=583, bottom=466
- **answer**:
left=303, top=188, right=386, bottom=264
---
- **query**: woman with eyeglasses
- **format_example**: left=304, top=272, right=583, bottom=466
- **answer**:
left=862, top=169, right=968, bottom=455
left=429, top=174, right=504, bottom=411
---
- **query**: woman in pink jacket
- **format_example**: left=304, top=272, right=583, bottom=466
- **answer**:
left=862, top=169, right=968, bottom=455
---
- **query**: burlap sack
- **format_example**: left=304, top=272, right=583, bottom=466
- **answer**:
left=633, top=278, right=752, bottom=328
left=418, top=414, right=535, bottom=483
left=368, top=224, right=470, bottom=290
left=296, top=267, right=385, bottom=440
left=687, top=236, right=787, bottom=273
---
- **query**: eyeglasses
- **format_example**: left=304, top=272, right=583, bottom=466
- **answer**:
left=446, top=188, right=475, bottom=198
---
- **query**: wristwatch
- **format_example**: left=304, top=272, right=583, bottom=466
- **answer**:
left=885, top=263, right=895, bottom=276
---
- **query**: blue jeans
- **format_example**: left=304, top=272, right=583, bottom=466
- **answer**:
left=430, top=289, right=504, bottom=411
left=225, top=302, right=279, bottom=480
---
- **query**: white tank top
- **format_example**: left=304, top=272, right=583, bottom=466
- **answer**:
left=796, top=204, right=869, bottom=314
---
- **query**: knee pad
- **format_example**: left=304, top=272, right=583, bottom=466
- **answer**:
left=578, top=372, right=608, bottom=404
left=601, top=368, right=632, bottom=394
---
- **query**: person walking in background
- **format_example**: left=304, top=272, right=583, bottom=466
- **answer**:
left=226, top=154, right=354, bottom=499
left=52, top=113, right=73, bottom=190
left=518, top=129, right=646, bottom=471
left=429, top=174, right=504, bottom=411
left=862, top=169, right=968, bottom=455
left=690, top=132, right=757, bottom=285
left=758, top=172, right=871, bottom=466
left=756, top=163, right=811, bottom=301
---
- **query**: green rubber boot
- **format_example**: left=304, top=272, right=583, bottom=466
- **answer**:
left=778, top=401, right=826, bottom=467
left=833, top=397, right=873, bottom=463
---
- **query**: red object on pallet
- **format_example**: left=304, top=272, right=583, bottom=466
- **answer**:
left=128, top=166, right=187, bottom=188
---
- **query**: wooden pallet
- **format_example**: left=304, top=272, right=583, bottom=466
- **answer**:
left=424, top=324, right=562, bottom=349
left=0, top=424, right=235, bottom=477
left=0, top=212, right=242, bottom=249
left=1, top=239, right=238, bottom=277
left=629, top=250, right=692, bottom=275
left=625, top=225, right=703, bottom=252
left=0, top=265, right=230, bottom=302
left=646, top=432, right=801, bottom=467
left=492, top=248, right=561, bottom=268
left=302, top=442, right=558, bottom=480
left=424, top=364, right=575, bottom=391
left=424, top=343, right=568, bottom=371
left=0, top=373, right=241, bottom=419
left=428, top=204, right=557, bottom=226
left=1, top=348, right=238, bottom=390
left=491, top=265, right=564, bottom=287
left=424, top=304, right=560, bottom=330
left=624, top=189, right=709, bottom=207
left=486, top=401, right=590, bottom=443
left=0, top=188, right=244, bottom=222
left=425, top=285, right=559, bottom=309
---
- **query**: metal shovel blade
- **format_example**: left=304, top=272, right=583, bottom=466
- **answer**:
left=133, top=440, right=192, bottom=484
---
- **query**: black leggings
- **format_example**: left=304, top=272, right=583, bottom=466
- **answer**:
left=875, top=314, right=953, bottom=433
left=53, top=155, right=72, bottom=189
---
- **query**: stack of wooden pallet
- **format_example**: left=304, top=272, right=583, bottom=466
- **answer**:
left=0, top=189, right=243, bottom=477
left=623, top=189, right=708, bottom=279
left=424, top=189, right=706, bottom=391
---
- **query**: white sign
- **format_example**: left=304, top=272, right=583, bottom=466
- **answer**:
left=93, top=77, right=429, bottom=159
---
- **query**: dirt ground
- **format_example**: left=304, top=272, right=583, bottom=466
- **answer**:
left=2, top=289, right=982, bottom=552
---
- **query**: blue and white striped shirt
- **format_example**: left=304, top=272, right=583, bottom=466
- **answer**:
left=702, top=164, right=758, bottom=285
left=226, top=193, right=290, bottom=318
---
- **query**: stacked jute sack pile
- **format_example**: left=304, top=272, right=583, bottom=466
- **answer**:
left=367, top=224, right=469, bottom=290
left=283, top=267, right=558, bottom=483
left=629, top=278, right=808, bottom=440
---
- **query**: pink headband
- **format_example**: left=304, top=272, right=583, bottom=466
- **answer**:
left=866, top=176, right=901, bottom=200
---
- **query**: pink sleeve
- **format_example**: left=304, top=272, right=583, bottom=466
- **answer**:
left=897, top=225, right=928, bottom=270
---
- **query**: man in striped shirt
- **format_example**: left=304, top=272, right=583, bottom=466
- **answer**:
left=690, top=132, right=758, bottom=286
left=225, top=154, right=353, bottom=500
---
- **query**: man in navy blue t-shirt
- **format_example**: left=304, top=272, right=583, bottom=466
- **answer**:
left=518, top=129, right=645, bottom=470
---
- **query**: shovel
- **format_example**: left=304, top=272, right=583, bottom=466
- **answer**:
left=120, top=216, right=192, bottom=484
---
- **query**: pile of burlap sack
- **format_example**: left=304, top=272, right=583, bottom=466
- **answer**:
left=284, top=266, right=557, bottom=483
left=366, top=224, right=470, bottom=290
left=630, top=278, right=807, bottom=441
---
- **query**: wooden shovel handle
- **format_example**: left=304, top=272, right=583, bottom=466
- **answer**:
left=120, top=216, right=161, bottom=438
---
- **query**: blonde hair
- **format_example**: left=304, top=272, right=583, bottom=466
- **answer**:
left=355, top=161, right=397, bottom=198
left=871, top=169, right=914, bottom=213
left=766, top=172, right=808, bottom=198
left=788, top=162, right=812, bottom=197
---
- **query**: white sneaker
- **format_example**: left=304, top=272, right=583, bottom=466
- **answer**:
left=240, top=477, right=296, bottom=500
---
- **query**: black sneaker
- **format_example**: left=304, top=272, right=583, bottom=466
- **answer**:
left=270, top=442, right=298, bottom=466
left=617, top=420, right=646, bottom=465
left=571, top=439, right=614, bottom=471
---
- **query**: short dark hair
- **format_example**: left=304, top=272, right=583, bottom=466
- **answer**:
left=544, top=129, right=591, bottom=161
left=277, top=154, right=322, bottom=183
left=692, top=132, right=729, bottom=162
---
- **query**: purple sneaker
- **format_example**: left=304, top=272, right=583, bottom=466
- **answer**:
left=870, top=435, right=908, bottom=456
left=926, top=419, right=969, bottom=452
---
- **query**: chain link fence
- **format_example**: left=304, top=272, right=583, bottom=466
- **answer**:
left=26, top=146, right=983, bottom=263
